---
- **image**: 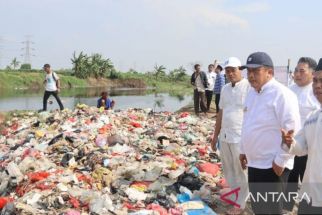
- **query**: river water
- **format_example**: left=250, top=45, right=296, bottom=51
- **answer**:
left=0, top=87, right=193, bottom=112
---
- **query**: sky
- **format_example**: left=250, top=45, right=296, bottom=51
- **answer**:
left=1, top=0, right=322, bottom=73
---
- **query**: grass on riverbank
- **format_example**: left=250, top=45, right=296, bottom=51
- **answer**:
left=0, top=70, right=193, bottom=94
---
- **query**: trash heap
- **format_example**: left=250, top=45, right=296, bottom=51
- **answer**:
left=0, top=105, right=225, bottom=215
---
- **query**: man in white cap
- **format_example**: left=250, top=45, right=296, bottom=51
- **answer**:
left=211, top=57, right=250, bottom=214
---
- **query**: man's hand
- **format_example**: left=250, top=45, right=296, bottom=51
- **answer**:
left=57, top=88, right=61, bottom=93
left=281, top=129, right=294, bottom=147
left=272, top=161, right=284, bottom=176
left=239, top=154, right=247, bottom=170
left=210, top=134, right=218, bottom=151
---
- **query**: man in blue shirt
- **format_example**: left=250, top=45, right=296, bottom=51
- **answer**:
left=214, top=65, right=225, bottom=113
left=97, top=91, right=115, bottom=110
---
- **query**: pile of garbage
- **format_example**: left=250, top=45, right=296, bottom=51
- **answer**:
left=0, top=105, right=225, bottom=215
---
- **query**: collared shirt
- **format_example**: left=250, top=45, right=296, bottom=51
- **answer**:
left=206, top=71, right=217, bottom=91
left=214, top=72, right=225, bottom=94
left=45, top=72, right=59, bottom=91
left=219, top=78, right=250, bottom=143
left=290, top=83, right=320, bottom=126
left=288, top=108, right=322, bottom=207
left=240, top=78, right=301, bottom=169
left=195, top=73, right=205, bottom=92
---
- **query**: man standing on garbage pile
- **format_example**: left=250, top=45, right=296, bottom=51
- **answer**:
left=281, top=58, right=322, bottom=214
left=191, top=64, right=208, bottom=116
left=239, top=52, right=301, bottom=215
left=205, top=64, right=217, bottom=112
left=42, top=64, right=64, bottom=111
left=214, top=64, right=225, bottom=113
left=284, top=57, right=320, bottom=212
left=211, top=57, right=250, bottom=215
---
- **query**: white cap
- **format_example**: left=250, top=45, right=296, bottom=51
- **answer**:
left=224, top=57, right=242, bottom=69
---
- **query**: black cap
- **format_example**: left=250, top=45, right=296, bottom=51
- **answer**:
left=43, top=64, right=50, bottom=68
left=316, top=58, right=322, bottom=72
left=242, top=52, right=274, bottom=69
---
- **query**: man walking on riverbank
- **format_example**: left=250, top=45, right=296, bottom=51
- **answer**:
left=239, top=52, right=300, bottom=214
left=42, top=64, right=64, bottom=111
left=211, top=57, right=250, bottom=214
left=191, top=64, right=208, bottom=116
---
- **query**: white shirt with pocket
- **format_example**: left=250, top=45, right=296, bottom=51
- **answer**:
left=240, top=78, right=301, bottom=170
left=287, top=108, right=322, bottom=207
left=206, top=71, right=216, bottom=91
left=45, top=72, right=59, bottom=92
left=219, top=78, right=250, bottom=144
left=290, top=83, right=320, bottom=126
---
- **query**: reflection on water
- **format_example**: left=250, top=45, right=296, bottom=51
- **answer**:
left=0, top=87, right=192, bottom=112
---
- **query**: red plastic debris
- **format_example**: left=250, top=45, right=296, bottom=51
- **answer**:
left=130, top=122, right=142, bottom=128
left=0, top=197, right=13, bottom=209
left=197, top=162, right=220, bottom=177
left=147, top=204, right=168, bottom=215
left=27, top=171, right=50, bottom=182
left=69, top=196, right=80, bottom=208
left=179, top=112, right=189, bottom=118
left=22, top=148, right=41, bottom=160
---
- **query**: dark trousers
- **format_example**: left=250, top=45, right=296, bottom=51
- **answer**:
left=215, top=93, right=220, bottom=113
left=205, top=90, right=213, bottom=111
left=299, top=200, right=322, bottom=214
left=193, top=89, right=207, bottom=114
left=284, top=155, right=308, bottom=211
left=43, top=91, right=64, bottom=111
left=248, top=167, right=290, bottom=215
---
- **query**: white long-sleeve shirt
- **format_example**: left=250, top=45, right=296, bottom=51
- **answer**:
left=290, top=83, right=320, bottom=126
left=206, top=71, right=216, bottom=91
left=287, top=108, right=322, bottom=207
left=240, top=78, right=301, bottom=169
left=219, top=78, right=250, bottom=144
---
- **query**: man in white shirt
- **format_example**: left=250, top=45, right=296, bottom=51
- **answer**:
left=284, top=57, right=320, bottom=212
left=239, top=52, right=301, bottom=214
left=211, top=57, right=250, bottom=214
left=282, top=58, right=322, bottom=214
left=42, top=64, right=64, bottom=111
left=205, top=64, right=217, bottom=111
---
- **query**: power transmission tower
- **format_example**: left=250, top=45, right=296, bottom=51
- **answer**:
left=21, top=35, right=35, bottom=65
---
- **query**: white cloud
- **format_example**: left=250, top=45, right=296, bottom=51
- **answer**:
left=195, top=7, right=249, bottom=28
left=233, top=1, right=270, bottom=13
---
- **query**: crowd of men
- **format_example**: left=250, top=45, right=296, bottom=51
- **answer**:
left=191, top=52, right=322, bottom=215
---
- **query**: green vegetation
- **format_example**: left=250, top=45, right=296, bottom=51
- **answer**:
left=0, top=51, right=192, bottom=95
left=71, top=52, right=114, bottom=79
left=20, top=63, right=31, bottom=70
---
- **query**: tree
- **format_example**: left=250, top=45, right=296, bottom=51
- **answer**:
left=10, top=57, right=20, bottom=70
left=169, top=66, right=187, bottom=81
left=20, top=63, right=31, bottom=70
left=153, top=64, right=166, bottom=80
left=71, top=52, right=115, bottom=79
left=71, top=51, right=87, bottom=78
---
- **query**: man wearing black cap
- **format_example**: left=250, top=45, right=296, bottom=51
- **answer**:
left=42, top=64, right=64, bottom=111
left=239, top=52, right=301, bottom=214
left=282, top=58, right=322, bottom=214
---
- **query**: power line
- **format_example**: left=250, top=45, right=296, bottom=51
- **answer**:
left=21, top=35, right=35, bottom=65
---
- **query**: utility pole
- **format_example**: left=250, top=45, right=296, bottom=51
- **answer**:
left=21, top=35, right=35, bottom=65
